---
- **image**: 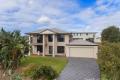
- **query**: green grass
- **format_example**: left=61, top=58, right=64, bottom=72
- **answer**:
left=21, top=56, right=68, bottom=74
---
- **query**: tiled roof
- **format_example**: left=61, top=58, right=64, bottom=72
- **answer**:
left=26, top=28, right=97, bottom=35
left=27, top=28, right=69, bottom=34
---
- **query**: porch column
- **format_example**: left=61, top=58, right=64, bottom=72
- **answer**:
left=43, top=34, right=45, bottom=56
left=28, top=35, right=31, bottom=56
left=52, top=34, right=55, bottom=57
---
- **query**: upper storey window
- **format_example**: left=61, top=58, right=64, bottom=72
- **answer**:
left=57, top=34, right=64, bottom=42
left=48, top=34, right=53, bottom=42
left=37, top=35, right=43, bottom=43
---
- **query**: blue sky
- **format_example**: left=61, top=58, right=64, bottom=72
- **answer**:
left=0, top=0, right=120, bottom=35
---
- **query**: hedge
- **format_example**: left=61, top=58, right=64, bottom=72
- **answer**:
left=98, top=42, right=120, bottom=80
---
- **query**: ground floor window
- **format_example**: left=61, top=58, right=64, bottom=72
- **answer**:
left=49, top=46, right=53, bottom=54
left=57, top=46, right=64, bottom=53
left=37, top=45, right=43, bottom=53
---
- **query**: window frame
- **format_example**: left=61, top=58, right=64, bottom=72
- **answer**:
left=57, top=34, right=65, bottom=42
left=49, top=46, right=53, bottom=54
left=57, top=46, right=65, bottom=53
left=37, top=35, right=43, bottom=43
left=48, top=34, right=53, bottom=42
left=37, top=45, right=43, bottom=52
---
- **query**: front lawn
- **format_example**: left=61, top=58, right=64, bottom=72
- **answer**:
left=21, top=56, right=68, bottom=74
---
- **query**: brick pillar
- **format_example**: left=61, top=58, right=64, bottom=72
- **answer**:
left=52, top=34, right=55, bottom=57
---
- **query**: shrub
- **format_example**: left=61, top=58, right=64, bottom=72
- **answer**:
left=98, top=42, right=120, bottom=80
left=31, top=65, right=58, bottom=80
left=22, top=63, right=39, bottom=76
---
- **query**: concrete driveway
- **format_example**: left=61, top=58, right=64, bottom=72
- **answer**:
left=57, top=58, right=100, bottom=80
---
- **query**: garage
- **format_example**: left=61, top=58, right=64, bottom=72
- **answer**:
left=66, top=40, right=98, bottom=58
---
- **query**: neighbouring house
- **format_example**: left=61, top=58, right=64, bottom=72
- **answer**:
left=95, top=37, right=101, bottom=43
left=26, top=28, right=98, bottom=58
left=71, top=32, right=96, bottom=42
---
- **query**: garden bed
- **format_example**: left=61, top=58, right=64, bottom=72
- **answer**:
left=19, top=56, right=67, bottom=79
left=0, top=56, right=67, bottom=80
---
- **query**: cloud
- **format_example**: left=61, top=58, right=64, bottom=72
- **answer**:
left=28, top=0, right=34, bottom=5
left=87, top=11, right=120, bottom=31
left=84, top=0, right=120, bottom=32
left=75, top=8, right=96, bottom=21
left=0, top=0, right=17, bottom=10
left=67, top=0, right=120, bottom=33
left=0, top=0, right=120, bottom=36
left=96, top=0, right=118, bottom=11
left=37, top=16, right=52, bottom=25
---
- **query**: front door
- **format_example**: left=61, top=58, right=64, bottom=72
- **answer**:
left=49, top=46, right=53, bottom=54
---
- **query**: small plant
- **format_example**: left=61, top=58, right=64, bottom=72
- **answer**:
left=32, top=65, right=58, bottom=80
left=12, top=73, right=22, bottom=80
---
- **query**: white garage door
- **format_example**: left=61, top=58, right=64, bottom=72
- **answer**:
left=69, top=47, right=96, bottom=58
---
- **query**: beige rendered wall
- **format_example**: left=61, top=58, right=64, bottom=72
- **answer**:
left=41, top=30, right=55, bottom=34
left=31, top=34, right=70, bottom=55
left=93, top=46, right=98, bottom=58
left=32, top=35, right=37, bottom=44
left=32, top=45, right=37, bottom=54
left=47, top=34, right=69, bottom=55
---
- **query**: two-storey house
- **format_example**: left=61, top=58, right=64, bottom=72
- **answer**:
left=27, top=28, right=98, bottom=58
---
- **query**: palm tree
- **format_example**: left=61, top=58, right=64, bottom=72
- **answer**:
left=0, top=28, right=29, bottom=76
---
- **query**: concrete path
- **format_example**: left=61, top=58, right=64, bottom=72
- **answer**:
left=57, top=58, right=100, bottom=80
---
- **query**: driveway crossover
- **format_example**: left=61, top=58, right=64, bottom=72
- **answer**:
left=57, top=58, right=100, bottom=80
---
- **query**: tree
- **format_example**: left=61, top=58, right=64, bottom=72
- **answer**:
left=101, top=26, right=120, bottom=42
left=0, top=28, right=29, bottom=78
